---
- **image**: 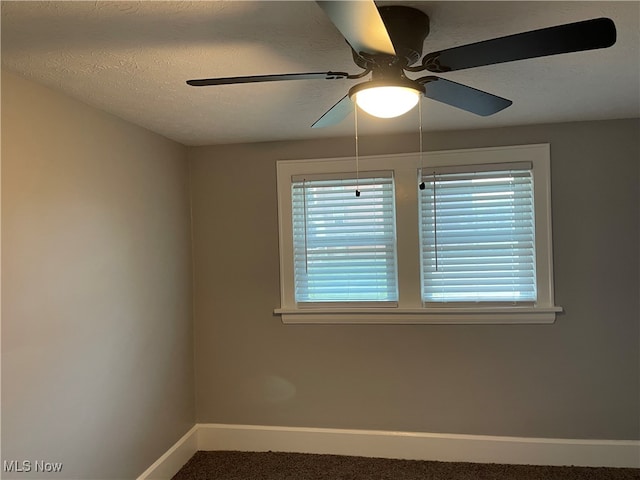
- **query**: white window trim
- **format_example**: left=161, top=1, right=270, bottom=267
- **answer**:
left=275, top=144, right=563, bottom=324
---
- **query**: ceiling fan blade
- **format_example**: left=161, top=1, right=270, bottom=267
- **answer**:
left=312, top=94, right=354, bottom=128
left=421, top=17, right=616, bottom=73
left=316, top=1, right=396, bottom=56
left=417, top=76, right=512, bottom=116
left=186, top=71, right=349, bottom=87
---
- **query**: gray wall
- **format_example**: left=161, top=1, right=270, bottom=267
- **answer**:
left=1, top=71, right=195, bottom=479
left=189, top=118, right=639, bottom=440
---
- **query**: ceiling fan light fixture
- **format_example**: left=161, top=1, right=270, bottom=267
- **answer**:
left=349, top=81, right=424, bottom=118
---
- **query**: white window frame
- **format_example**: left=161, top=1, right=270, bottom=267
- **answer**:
left=275, top=144, right=562, bottom=324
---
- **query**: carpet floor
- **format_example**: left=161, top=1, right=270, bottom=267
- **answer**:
left=172, top=451, right=640, bottom=480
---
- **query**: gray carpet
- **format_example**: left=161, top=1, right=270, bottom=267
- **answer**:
left=172, top=451, right=640, bottom=479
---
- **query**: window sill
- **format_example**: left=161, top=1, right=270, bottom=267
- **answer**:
left=274, top=306, right=563, bottom=324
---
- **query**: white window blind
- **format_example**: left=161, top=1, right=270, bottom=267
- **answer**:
left=291, top=173, right=398, bottom=303
left=419, top=164, right=537, bottom=303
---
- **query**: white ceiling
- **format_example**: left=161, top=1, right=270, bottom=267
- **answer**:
left=2, top=1, right=639, bottom=146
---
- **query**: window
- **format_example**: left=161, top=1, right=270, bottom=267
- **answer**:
left=275, top=144, right=562, bottom=324
left=291, top=173, right=398, bottom=304
left=419, top=164, right=536, bottom=303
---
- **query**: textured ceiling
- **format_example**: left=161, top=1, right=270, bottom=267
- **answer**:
left=2, top=1, right=639, bottom=146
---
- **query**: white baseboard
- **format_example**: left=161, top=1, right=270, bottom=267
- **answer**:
left=138, top=423, right=640, bottom=479
left=137, top=425, right=199, bottom=480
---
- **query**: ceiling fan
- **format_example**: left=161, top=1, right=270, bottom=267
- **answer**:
left=186, top=1, right=616, bottom=128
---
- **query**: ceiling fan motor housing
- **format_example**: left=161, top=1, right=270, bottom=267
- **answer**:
left=352, top=6, right=430, bottom=69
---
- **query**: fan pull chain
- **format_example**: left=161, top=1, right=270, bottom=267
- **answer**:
left=354, top=102, right=360, bottom=197
left=303, top=178, right=309, bottom=273
left=419, top=97, right=426, bottom=190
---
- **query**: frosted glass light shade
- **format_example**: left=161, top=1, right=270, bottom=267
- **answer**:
left=353, top=85, right=421, bottom=118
